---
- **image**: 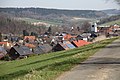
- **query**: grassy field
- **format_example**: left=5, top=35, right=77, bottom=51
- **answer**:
left=17, top=18, right=63, bottom=25
left=0, top=38, right=118, bottom=80
left=101, top=19, right=120, bottom=26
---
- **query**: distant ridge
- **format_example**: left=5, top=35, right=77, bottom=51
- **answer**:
left=101, top=9, right=120, bottom=16
left=0, top=8, right=108, bottom=18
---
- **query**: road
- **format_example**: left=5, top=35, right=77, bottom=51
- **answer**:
left=56, top=39, right=120, bottom=80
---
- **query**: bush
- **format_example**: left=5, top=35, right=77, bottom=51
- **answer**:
left=3, top=54, right=11, bottom=61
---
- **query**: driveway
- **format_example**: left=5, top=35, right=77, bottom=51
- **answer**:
left=56, top=39, right=120, bottom=80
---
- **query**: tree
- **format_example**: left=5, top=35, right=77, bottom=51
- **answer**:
left=23, top=30, right=29, bottom=36
left=48, top=27, right=52, bottom=34
left=31, top=32, right=38, bottom=37
left=81, top=21, right=91, bottom=32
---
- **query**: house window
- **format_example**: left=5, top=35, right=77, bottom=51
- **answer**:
left=92, top=25, right=94, bottom=27
left=15, top=52, right=18, bottom=54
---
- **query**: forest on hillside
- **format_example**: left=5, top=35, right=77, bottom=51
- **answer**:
left=1, top=8, right=120, bottom=34
left=98, top=15, right=120, bottom=25
left=0, top=14, right=49, bottom=34
left=0, top=8, right=108, bottom=20
left=0, top=13, right=93, bottom=34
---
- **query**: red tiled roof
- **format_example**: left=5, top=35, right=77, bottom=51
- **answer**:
left=0, top=42, right=8, bottom=45
left=64, top=34, right=76, bottom=40
left=24, top=36, right=36, bottom=41
left=25, top=43, right=36, bottom=48
left=72, top=40, right=91, bottom=47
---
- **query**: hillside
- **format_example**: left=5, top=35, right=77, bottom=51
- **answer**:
left=100, top=19, right=120, bottom=26
left=0, top=38, right=117, bottom=80
left=0, top=14, right=44, bottom=34
left=98, top=15, right=120, bottom=25
left=101, top=9, right=120, bottom=16
left=0, top=8, right=108, bottom=19
left=17, top=18, right=63, bottom=25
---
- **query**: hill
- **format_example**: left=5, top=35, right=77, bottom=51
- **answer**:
left=0, top=8, right=108, bottom=19
left=98, top=15, right=120, bottom=25
left=0, top=14, right=43, bottom=34
left=100, top=19, right=120, bottom=26
left=17, top=17, right=63, bottom=25
left=0, top=38, right=117, bottom=80
left=101, top=9, right=120, bottom=16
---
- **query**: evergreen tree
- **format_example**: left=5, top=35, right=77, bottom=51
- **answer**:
left=23, top=30, right=29, bottom=36
left=48, top=27, right=52, bottom=34
left=31, top=32, right=38, bottom=37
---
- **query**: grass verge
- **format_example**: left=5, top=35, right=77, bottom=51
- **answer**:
left=0, top=37, right=118, bottom=80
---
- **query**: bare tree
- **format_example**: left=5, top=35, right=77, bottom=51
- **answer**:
left=81, top=21, right=91, bottom=32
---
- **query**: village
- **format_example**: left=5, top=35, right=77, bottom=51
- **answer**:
left=1, top=0, right=120, bottom=79
left=0, top=22, right=120, bottom=60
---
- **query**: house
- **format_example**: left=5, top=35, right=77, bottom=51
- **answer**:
left=24, top=43, right=36, bottom=48
left=0, top=42, right=10, bottom=46
left=98, top=24, right=120, bottom=36
left=72, top=40, right=91, bottom=47
left=33, top=44, right=52, bottom=54
left=9, top=36, right=20, bottom=42
left=76, top=35, right=83, bottom=40
left=0, top=42, right=13, bottom=51
left=24, top=36, right=36, bottom=42
left=63, top=41, right=76, bottom=49
left=32, top=46, right=45, bottom=54
left=38, top=44, right=52, bottom=53
left=0, top=46, right=7, bottom=59
left=71, top=41, right=81, bottom=47
left=9, top=45, right=33, bottom=60
left=53, top=42, right=69, bottom=51
left=63, top=34, right=76, bottom=41
left=81, top=33, right=91, bottom=41
left=91, top=23, right=98, bottom=32
left=109, top=24, right=120, bottom=32
left=98, top=27, right=110, bottom=33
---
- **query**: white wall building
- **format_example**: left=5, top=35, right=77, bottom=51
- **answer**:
left=91, top=23, right=98, bottom=32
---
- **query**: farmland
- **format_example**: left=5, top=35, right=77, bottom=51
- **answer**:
left=0, top=37, right=118, bottom=80
left=17, top=18, right=63, bottom=25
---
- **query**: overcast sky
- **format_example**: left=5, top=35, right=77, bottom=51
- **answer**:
left=0, top=0, right=119, bottom=10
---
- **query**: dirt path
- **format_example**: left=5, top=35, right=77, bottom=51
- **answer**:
left=0, top=61, right=4, bottom=64
left=93, top=35, right=107, bottom=42
left=56, top=39, right=120, bottom=80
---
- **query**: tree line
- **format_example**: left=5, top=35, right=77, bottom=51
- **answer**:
left=0, top=14, right=48, bottom=34
left=0, top=8, right=108, bottom=20
left=98, top=15, right=120, bottom=25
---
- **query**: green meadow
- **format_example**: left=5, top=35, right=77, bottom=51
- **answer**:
left=0, top=37, right=118, bottom=80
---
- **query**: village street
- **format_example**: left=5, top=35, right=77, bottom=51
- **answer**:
left=56, top=38, right=120, bottom=80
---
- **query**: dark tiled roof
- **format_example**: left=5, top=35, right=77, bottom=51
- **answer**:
left=12, top=46, right=33, bottom=56
left=38, top=44, right=52, bottom=53
left=33, top=47, right=44, bottom=54
left=53, top=42, right=69, bottom=51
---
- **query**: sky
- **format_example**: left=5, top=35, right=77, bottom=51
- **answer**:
left=0, top=0, right=119, bottom=10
